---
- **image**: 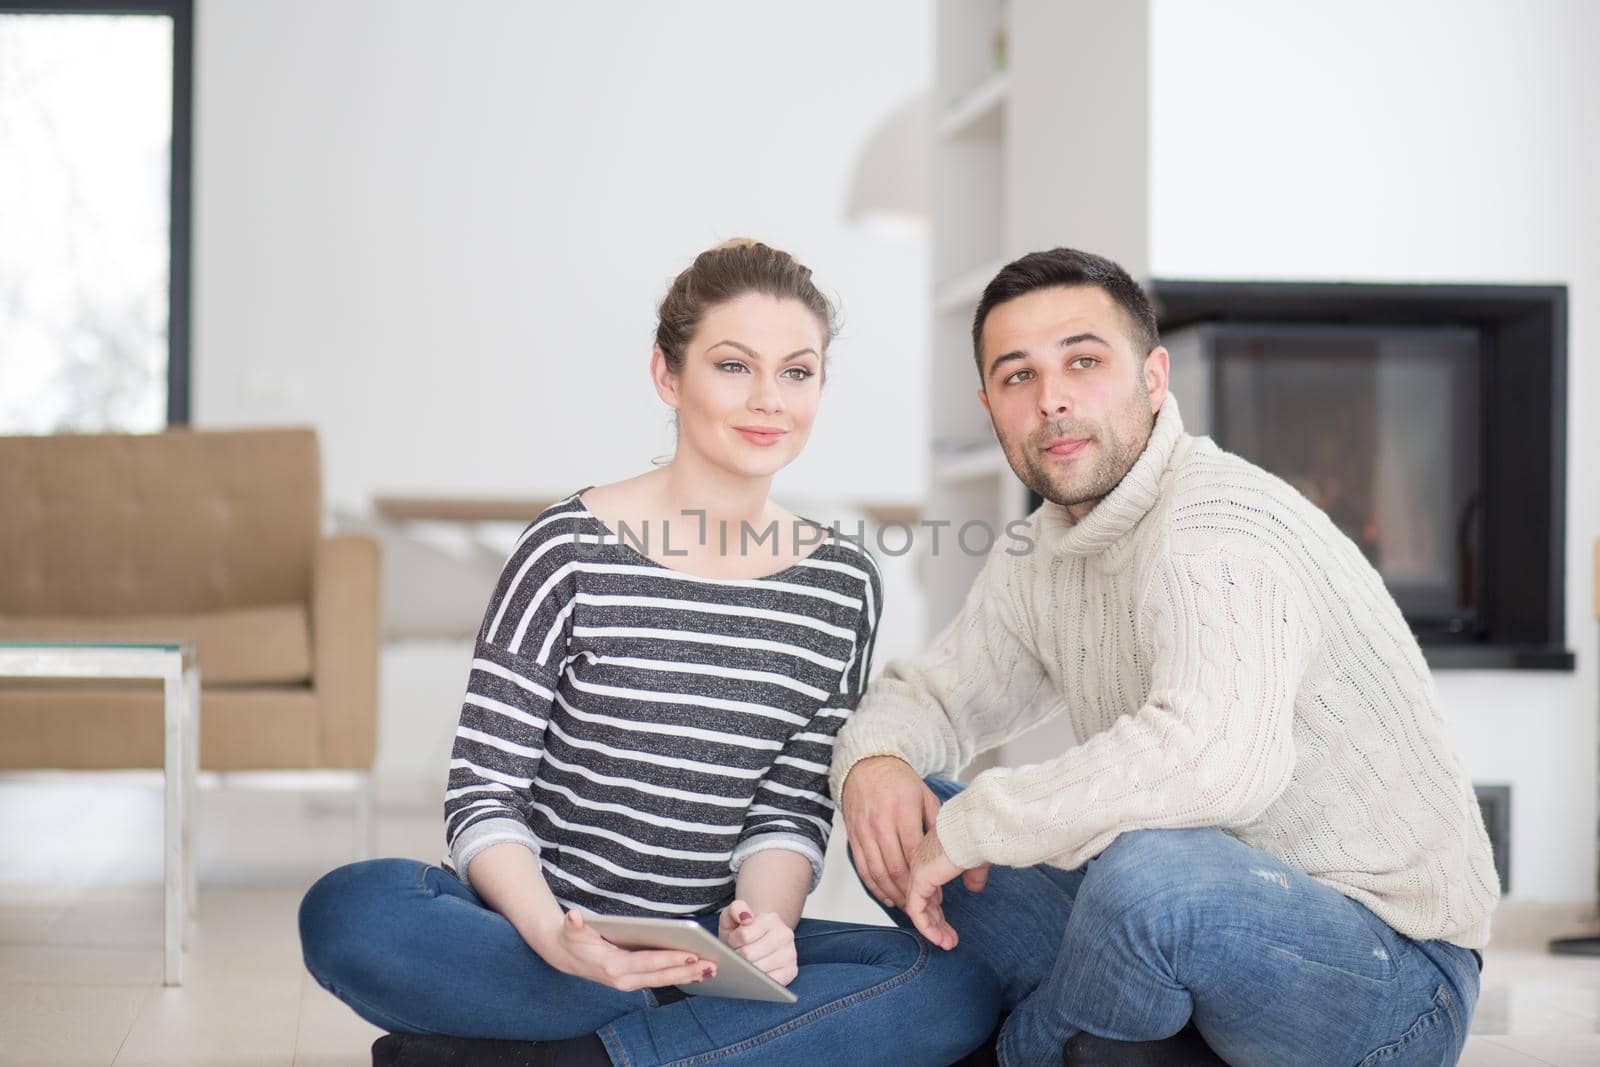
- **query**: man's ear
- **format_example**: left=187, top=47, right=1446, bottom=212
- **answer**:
left=650, top=346, right=679, bottom=408
left=1143, top=345, right=1170, bottom=413
left=975, top=344, right=993, bottom=419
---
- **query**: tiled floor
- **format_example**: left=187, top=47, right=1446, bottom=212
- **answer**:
left=2, top=775, right=1598, bottom=1066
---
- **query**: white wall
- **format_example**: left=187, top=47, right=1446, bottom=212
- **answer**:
left=189, top=0, right=937, bottom=799
left=1152, top=0, right=1600, bottom=899
left=192, top=0, right=932, bottom=513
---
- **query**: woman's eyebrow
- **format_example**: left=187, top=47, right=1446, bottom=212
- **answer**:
left=705, top=341, right=819, bottom=361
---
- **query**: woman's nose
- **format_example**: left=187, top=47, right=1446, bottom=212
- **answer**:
left=750, top=377, right=783, bottom=414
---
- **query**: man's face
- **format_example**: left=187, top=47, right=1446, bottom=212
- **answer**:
left=977, top=285, right=1169, bottom=519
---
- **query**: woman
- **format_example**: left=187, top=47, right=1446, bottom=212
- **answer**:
left=298, top=240, right=1000, bottom=1066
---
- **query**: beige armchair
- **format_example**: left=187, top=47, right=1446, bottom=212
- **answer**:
left=0, top=427, right=379, bottom=775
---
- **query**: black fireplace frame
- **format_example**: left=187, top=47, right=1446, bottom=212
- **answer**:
left=1148, top=280, right=1572, bottom=672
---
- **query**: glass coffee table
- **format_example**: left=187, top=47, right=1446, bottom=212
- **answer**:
left=0, top=641, right=199, bottom=986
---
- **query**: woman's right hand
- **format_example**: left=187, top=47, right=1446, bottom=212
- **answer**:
left=535, top=908, right=716, bottom=993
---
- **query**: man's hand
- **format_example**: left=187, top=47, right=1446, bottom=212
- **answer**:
left=841, top=755, right=942, bottom=908
left=719, top=898, right=798, bottom=986
left=904, top=827, right=990, bottom=950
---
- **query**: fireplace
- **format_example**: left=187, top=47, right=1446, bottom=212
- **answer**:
left=1148, top=281, right=1571, bottom=671
left=1166, top=321, right=1482, bottom=637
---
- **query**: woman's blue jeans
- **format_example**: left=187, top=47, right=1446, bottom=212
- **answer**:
left=297, top=857, right=1000, bottom=1066
left=884, top=777, right=1482, bottom=1067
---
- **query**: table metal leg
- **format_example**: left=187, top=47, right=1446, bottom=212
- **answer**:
left=162, top=660, right=185, bottom=986
left=183, top=663, right=200, bottom=928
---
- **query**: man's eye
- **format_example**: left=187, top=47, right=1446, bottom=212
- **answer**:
left=1071, top=356, right=1099, bottom=369
left=1004, top=369, right=1034, bottom=385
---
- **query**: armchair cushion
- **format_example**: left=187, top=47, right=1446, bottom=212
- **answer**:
left=0, top=604, right=313, bottom=685
left=0, top=683, right=320, bottom=771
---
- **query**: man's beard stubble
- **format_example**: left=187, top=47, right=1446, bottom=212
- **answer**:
left=1001, top=381, right=1156, bottom=513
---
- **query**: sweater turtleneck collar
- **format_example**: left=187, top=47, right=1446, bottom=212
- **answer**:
left=1033, top=394, right=1186, bottom=558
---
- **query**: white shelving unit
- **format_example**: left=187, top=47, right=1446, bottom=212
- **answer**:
left=925, top=1, right=1152, bottom=772
left=925, top=0, right=1029, bottom=638
left=934, top=72, right=1008, bottom=140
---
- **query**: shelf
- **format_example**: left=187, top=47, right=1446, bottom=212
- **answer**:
left=937, top=73, right=1008, bottom=139
left=932, top=446, right=1008, bottom=485
left=934, top=257, right=1008, bottom=315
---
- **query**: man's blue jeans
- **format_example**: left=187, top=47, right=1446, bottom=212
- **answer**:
left=886, top=777, right=1481, bottom=1067
left=298, top=857, right=1000, bottom=1066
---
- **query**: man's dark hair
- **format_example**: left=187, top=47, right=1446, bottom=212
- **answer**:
left=970, top=248, right=1160, bottom=379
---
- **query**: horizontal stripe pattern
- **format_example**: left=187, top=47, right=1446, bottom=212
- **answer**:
left=443, top=490, right=883, bottom=916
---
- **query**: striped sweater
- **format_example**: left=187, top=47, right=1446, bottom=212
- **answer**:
left=442, top=490, right=884, bottom=917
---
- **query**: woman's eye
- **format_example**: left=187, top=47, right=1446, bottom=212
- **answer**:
left=717, top=361, right=749, bottom=374
left=782, top=367, right=814, bottom=381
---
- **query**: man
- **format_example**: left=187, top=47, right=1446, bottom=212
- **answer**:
left=834, top=248, right=1498, bottom=1066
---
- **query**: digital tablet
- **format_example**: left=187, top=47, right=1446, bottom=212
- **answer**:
left=583, top=913, right=799, bottom=1004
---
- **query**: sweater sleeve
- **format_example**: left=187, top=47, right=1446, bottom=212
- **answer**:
left=828, top=548, right=1059, bottom=803
left=934, top=551, right=1316, bottom=871
left=443, top=514, right=582, bottom=887
left=734, top=553, right=885, bottom=891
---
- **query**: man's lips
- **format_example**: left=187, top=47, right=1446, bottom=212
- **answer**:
left=1043, top=437, right=1090, bottom=458
left=735, top=426, right=787, bottom=446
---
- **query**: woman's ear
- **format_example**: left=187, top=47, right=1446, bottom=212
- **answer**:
left=650, top=345, right=679, bottom=408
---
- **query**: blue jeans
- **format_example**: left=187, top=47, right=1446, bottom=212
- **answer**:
left=298, top=858, right=1000, bottom=1066
left=881, top=778, right=1481, bottom=1067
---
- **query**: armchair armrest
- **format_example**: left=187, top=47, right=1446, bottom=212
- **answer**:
left=312, top=533, right=381, bottom=768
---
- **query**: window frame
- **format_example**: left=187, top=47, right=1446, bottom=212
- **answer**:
left=0, top=0, right=194, bottom=425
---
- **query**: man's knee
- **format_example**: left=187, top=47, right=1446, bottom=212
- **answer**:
left=1077, top=828, right=1234, bottom=923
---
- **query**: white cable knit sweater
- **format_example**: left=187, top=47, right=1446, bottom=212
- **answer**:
left=831, top=396, right=1499, bottom=949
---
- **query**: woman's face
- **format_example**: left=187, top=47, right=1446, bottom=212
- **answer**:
left=656, top=292, right=826, bottom=478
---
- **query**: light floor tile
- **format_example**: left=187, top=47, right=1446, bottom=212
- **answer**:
left=0, top=943, right=162, bottom=987
left=293, top=973, right=383, bottom=1065
left=1477, top=1035, right=1600, bottom=1066
left=0, top=904, right=63, bottom=943
left=110, top=978, right=301, bottom=1067
left=0, top=983, right=149, bottom=1067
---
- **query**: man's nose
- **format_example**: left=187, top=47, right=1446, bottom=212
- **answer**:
left=1037, top=372, right=1074, bottom=418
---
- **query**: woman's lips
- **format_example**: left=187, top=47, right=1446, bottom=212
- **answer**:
left=735, top=426, right=787, bottom=446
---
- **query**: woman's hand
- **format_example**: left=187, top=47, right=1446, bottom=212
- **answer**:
left=534, top=908, right=716, bottom=993
left=719, top=897, right=799, bottom=986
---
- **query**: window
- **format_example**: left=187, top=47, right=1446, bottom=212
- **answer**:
left=0, top=0, right=192, bottom=433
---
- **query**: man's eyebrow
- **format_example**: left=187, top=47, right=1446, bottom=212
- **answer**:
left=706, top=341, right=819, bottom=361
left=986, top=350, right=1028, bottom=380
left=1058, top=332, right=1111, bottom=349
